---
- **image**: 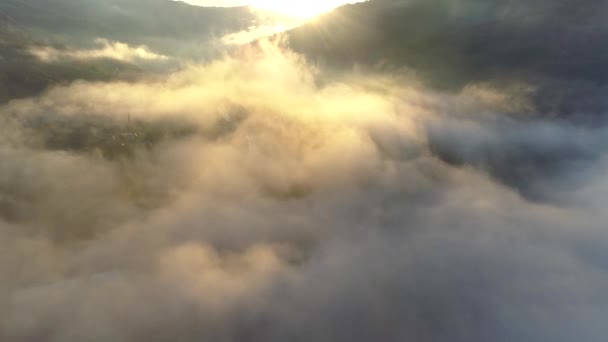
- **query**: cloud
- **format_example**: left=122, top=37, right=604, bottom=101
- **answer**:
left=221, top=25, right=289, bottom=45
left=28, top=38, right=169, bottom=63
left=1, top=40, right=608, bottom=342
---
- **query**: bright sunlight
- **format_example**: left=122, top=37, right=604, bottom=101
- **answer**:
left=250, top=0, right=364, bottom=18
left=180, top=0, right=365, bottom=19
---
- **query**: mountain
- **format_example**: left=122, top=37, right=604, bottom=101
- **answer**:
left=0, top=0, right=287, bottom=103
left=0, top=0, right=276, bottom=55
left=286, top=0, right=608, bottom=89
left=0, top=0, right=254, bottom=38
left=0, top=28, right=142, bottom=104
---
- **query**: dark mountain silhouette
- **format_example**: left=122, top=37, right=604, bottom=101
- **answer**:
left=286, top=0, right=608, bottom=89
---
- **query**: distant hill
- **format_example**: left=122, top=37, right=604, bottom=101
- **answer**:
left=286, top=0, right=608, bottom=88
left=0, top=28, right=142, bottom=104
left=0, top=0, right=275, bottom=55
left=0, top=0, right=287, bottom=103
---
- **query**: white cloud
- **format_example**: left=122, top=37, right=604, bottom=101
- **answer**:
left=221, top=25, right=289, bottom=45
left=1, top=42, right=608, bottom=342
left=29, top=38, right=169, bottom=63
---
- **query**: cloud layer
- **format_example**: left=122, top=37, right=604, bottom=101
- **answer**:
left=1, top=42, right=608, bottom=342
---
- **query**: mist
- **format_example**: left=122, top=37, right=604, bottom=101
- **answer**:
left=2, top=0, right=608, bottom=340
left=1, top=35, right=608, bottom=341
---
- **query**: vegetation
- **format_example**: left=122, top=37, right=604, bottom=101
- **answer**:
left=286, top=0, right=608, bottom=89
left=0, top=0, right=283, bottom=54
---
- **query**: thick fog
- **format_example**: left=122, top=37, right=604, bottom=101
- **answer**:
left=1, top=38, right=607, bottom=341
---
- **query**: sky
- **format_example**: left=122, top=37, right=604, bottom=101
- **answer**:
left=180, top=0, right=247, bottom=6
left=181, top=0, right=361, bottom=6
left=181, top=0, right=365, bottom=17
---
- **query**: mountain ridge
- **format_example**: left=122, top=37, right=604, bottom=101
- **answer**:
left=285, top=0, right=608, bottom=88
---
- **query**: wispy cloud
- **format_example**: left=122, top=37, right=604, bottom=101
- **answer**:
left=221, top=25, right=289, bottom=45
left=29, top=38, right=169, bottom=63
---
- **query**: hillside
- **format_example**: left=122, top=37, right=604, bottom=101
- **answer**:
left=0, top=0, right=254, bottom=38
left=0, top=0, right=285, bottom=103
left=287, top=0, right=608, bottom=88
left=0, top=0, right=276, bottom=54
left=0, top=27, right=143, bottom=104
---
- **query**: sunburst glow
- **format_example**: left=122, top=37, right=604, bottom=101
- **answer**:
left=250, top=0, right=363, bottom=19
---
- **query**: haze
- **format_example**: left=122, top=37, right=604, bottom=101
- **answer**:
left=1, top=0, right=607, bottom=341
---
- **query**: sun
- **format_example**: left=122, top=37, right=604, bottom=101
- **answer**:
left=250, top=0, right=358, bottom=19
